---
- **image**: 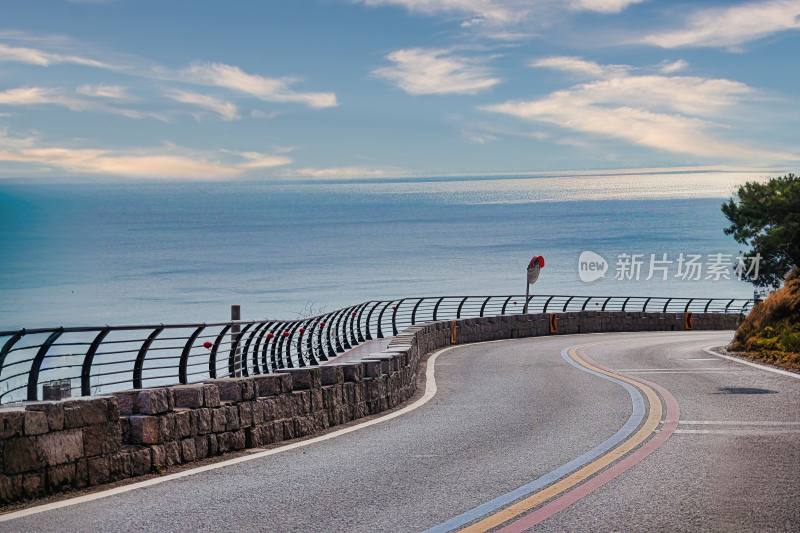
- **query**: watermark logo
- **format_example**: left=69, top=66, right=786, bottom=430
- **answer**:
left=578, top=251, right=761, bottom=283
left=578, top=250, right=608, bottom=283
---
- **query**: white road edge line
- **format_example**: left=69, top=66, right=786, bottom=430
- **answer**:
left=679, top=420, right=800, bottom=426
left=703, top=346, right=800, bottom=380
left=674, top=429, right=800, bottom=435
left=0, top=345, right=458, bottom=523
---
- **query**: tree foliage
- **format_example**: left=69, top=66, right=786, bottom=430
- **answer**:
left=722, top=173, right=800, bottom=288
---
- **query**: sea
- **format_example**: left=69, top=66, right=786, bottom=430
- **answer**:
left=0, top=168, right=771, bottom=331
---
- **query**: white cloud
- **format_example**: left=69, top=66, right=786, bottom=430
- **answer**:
left=569, top=0, right=644, bottom=13
left=657, top=59, right=688, bottom=74
left=76, top=84, right=131, bottom=99
left=234, top=151, right=293, bottom=169
left=483, top=57, right=794, bottom=161
left=361, top=0, right=643, bottom=37
left=0, top=42, right=108, bottom=68
left=641, top=0, right=800, bottom=49
left=373, top=48, right=500, bottom=95
left=0, top=86, right=167, bottom=121
left=180, top=62, right=337, bottom=108
left=529, top=56, right=630, bottom=77
left=0, top=86, right=88, bottom=110
left=165, top=89, right=238, bottom=120
left=283, top=165, right=406, bottom=179
left=0, top=129, right=292, bottom=179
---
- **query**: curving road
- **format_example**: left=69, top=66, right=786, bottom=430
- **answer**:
left=2, top=331, right=799, bottom=532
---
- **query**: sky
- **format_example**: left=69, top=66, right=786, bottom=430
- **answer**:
left=0, top=0, right=798, bottom=181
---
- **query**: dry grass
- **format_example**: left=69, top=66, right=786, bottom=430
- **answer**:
left=730, top=268, right=800, bottom=370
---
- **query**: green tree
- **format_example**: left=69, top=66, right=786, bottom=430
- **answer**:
left=722, top=173, right=800, bottom=288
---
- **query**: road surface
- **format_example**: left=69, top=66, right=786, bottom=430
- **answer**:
left=3, top=331, right=799, bottom=532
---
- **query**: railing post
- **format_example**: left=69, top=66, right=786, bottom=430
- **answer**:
left=501, top=296, right=513, bottom=315
left=231, top=305, right=241, bottom=377
left=210, top=325, right=232, bottom=379
left=355, top=303, right=367, bottom=343
left=81, top=327, right=111, bottom=394
left=251, top=322, right=275, bottom=375
left=364, top=301, right=381, bottom=340
left=376, top=301, right=393, bottom=339
left=392, top=299, right=406, bottom=336
left=456, top=297, right=467, bottom=318
left=178, top=326, right=204, bottom=385
left=242, top=322, right=268, bottom=376
left=133, top=327, right=164, bottom=390
left=432, top=297, right=445, bottom=321
left=480, top=296, right=491, bottom=317
left=411, top=298, right=424, bottom=325
left=27, top=330, right=63, bottom=401
left=228, top=323, right=253, bottom=378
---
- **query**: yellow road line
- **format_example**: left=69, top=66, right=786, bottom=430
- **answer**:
left=460, top=347, right=664, bottom=532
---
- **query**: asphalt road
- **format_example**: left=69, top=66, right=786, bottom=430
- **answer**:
left=3, top=331, right=799, bottom=532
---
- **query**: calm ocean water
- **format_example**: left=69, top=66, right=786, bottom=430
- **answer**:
left=0, top=170, right=764, bottom=330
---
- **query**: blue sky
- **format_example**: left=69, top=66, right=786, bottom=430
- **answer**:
left=0, top=0, right=798, bottom=180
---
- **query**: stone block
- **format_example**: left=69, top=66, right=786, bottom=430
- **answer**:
left=87, top=455, right=111, bottom=486
left=292, top=390, right=311, bottom=415
left=83, top=421, right=122, bottom=457
left=0, top=474, right=22, bottom=504
left=128, top=447, right=152, bottom=476
left=3, top=436, right=44, bottom=473
left=211, top=408, right=227, bottom=433
left=238, top=401, right=254, bottom=427
left=272, top=420, right=284, bottom=442
left=310, top=388, right=324, bottom=412
left=38, top=429, right=84, bottom=467
left=362, top=360, right=383, bottom=379
left=203, top=384, right=221, bottom=408
left=127, top=415, right=160, bottom=445
left=157, top=413, right=178, bottom=442
left=23, top=410, right=49, bottom=436
left=63, top=397, right=117, bottom=428
left=277, top=395, right=295, bottom=419
left=180, top=438, right=197, bottom=463
left=217, top=430, right=245, bottom=453
left=75, top=458, right=89, bottom=488
left=151, top=441, right=181, bottom=468
left=171, top=384, right=205, bottom=408
left=240, top=378, right=257, bottom=401
left=46, top=462, right=77, bottom=492
left=25, top=402, right=65, bottom=431
left=194, top=408, right=212, bottom=434
left=207, top=434, right=219, bottom=456
left=281, top=368, right=321, bottom=390
left=253, top=374, right=287, bottom=397
left=135, top=388, right=171, bottom=415
left=256, top=397, right=278, bottom=424
left=282, top=419, right=296, bottom=440
left=205, top=378, right=241, bottom=402
left=112, top=391, right=138, bottom=416
left=0, top=408, right=25, bottom=439
left=174, top=409, right=195, bottom=438
left=22, top=472, right=44, bottom=499
left=320, top=365, right=344, bottom=386
left=224, top=405, right=240, bottom=431
left=194, top=435, right=209, bottom=460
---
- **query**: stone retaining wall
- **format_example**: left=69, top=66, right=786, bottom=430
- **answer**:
left=0, top=312, right=739, bottom=504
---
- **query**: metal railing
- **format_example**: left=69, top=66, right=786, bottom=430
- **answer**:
left=0, top=294, right=753, bottom=404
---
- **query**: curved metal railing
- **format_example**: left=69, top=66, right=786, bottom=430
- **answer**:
left=0, top=294, right=753, bottom=404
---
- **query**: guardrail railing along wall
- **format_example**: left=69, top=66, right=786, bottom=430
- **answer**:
left=0, top=295, right=752, bottom=404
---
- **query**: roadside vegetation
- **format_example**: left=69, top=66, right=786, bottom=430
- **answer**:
left=722, top=173, right=800, bottom=371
